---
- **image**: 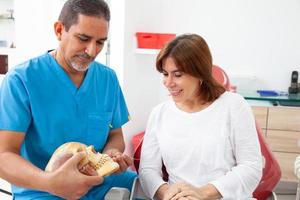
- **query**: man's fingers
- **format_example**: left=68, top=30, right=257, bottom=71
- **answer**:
left=65, top=152, right=86, bottom=168
left=123, top=154, right=133, bottom=166
left=105, top=148, right=121, bottom=158
left=80, top=164, right=98, bottom=176
left=85, top=174, right=104, bottom=186
left=115, top=156, right=129, bottom=171
left=52, top=152, right=73, bottom=171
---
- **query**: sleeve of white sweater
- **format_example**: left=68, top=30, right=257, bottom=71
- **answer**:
left=210, top=100, right=263, bottom=199
left=139, top=107, right=167, bottom=199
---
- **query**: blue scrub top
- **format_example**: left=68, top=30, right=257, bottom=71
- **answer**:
left=0, top=52, right=132, bottom=199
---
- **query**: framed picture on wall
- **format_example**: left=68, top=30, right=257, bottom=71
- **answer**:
left=0, top=55, right=8, bottom=74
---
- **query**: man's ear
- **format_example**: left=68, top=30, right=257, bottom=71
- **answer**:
left=54, top=21, right=64, bottom=41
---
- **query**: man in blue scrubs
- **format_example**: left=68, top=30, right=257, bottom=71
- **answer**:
left=0, top=0, right=136, bottom=199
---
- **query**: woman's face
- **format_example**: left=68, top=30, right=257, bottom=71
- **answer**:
left=162, top=57, right=201, bottom=104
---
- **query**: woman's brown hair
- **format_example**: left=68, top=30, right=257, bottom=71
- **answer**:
left=156, top=33, right=225, bottom=102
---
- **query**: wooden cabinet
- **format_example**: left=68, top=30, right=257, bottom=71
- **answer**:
left=252, top=106, right=268, bottom=136
left=252, top=106, right=300, bottom=184
left=267, top=130, right=300, bottom=154
left=272, top=152, right=299, bottom=182
left=268, top=108, right=300, bottom=131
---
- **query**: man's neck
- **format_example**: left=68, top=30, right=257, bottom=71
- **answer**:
left=67, top=71, right=86, bottom=88
left=51, top=50, right=86, bottom=88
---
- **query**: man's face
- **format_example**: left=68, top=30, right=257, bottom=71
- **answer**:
left=59, top=14, right=109, bottom=72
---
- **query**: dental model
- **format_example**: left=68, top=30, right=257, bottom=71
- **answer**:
left=45, top=142, right=119, bottom=177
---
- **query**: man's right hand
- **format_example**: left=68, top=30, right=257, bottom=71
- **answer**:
left=47, top=152, right=103, bottom=200
left=51, top=152, right=98, bottom=176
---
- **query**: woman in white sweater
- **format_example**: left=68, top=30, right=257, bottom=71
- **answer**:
left=139, top=34, right=262, bottom=200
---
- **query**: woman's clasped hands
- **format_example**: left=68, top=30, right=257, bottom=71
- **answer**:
left=163, top=182, right=206, bottom=200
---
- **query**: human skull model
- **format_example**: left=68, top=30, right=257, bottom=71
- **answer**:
left=45, top=142, right=119, bottom=177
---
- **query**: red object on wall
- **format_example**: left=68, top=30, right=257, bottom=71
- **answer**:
left=136, top=32, right=176, bottom=49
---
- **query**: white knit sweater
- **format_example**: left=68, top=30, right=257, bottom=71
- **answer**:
left=139, top=92, right=262, bottom=199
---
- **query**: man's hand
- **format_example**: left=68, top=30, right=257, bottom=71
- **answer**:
left=104, top=148, right=133, bottom=172
left=51, top=151, right=98, bottom=176
left=51, top=152, right=73, bottom=171
left=47, top=152, right=103, bottom=199
left=79, top=164, right=98, bottom=176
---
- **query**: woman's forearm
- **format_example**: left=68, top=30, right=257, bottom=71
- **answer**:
left=155, top=183, right=169, bottom=199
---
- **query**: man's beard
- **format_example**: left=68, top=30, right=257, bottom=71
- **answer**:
left=70, top=61, right=90, bottom=72
left=70, top=53, right=94, bottom=72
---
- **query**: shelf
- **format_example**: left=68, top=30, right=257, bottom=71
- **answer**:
left=0, top=8, right=14, bottom=21
left=135, top=48, right=160, bottom=55
left=0, top=47, right=16, bottom=55
left=0, top=17, right=14, bottom=20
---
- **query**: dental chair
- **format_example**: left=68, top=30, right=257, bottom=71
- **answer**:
left=0, top=178, right=12, bottom=200
left=130, top=65, right=281, bottom=200
left=212, top=65, right=231, bottom=91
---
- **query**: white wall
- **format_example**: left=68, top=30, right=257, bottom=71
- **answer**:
left=13, top=0, right=106, bottom=68
left=109, top=0, right=125, bottom=86
left=14, top=0, right=61, bottom=64
left=121, top=0, right=300, bottom=151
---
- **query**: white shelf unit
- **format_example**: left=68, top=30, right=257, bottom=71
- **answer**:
left=0, top=0, right=15, bottom=48
left=0, top=0, right=15, bottom=72
left=0, top=47, right=15, bottom=55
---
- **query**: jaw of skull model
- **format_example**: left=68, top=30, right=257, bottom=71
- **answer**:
left=84, top=145, right=120, bottom=176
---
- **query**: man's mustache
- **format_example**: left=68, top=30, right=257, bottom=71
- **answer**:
left=78, top=53, right=94, bottom=60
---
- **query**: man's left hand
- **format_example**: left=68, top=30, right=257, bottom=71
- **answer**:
left=104, top=149, right=133, bottom=172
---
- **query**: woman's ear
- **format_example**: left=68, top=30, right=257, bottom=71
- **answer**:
left=54, top=21, right=64, bottom=41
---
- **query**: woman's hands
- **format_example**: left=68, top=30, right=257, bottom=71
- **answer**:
left=162, top=182, right=205, bottom=200
left=161, top=182, right=221, bottom=200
